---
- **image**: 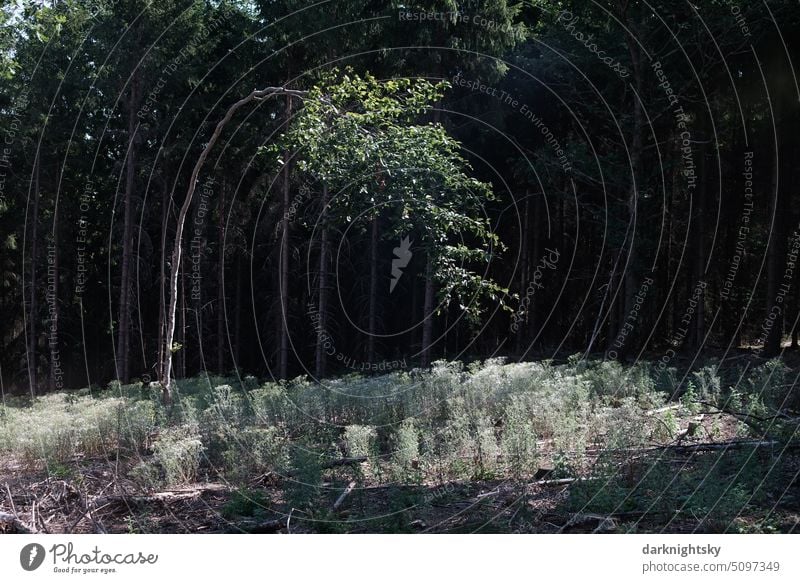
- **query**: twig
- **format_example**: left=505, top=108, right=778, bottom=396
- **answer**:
left=5, top=483, right=16, bottom=515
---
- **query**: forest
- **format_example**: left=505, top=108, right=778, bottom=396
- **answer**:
left=0, top=0, right=799, bottom=534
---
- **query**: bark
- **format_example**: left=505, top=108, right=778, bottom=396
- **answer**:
left=764, top=97, right=785, bottom=356
left=616, top=23, right=644, bottom=359
left=234, top=254, right=242, bottom=366
left=315, top=183, right=329, bottom=379
left=421, top=254, right=435, bottom=367
left=178, top=252, right=187, bottom=380
left=28, top=151, right=41, bottom=394
left=157, top=182, right=169, bottom=377
left=116, top=72, right=140, bottom=384
left=367, top=216, right=378, bottom=364
left=691, top=117, right=707, bottom=349
left=217, top=180, right=226, bottom=374
left=48, top=204, right=60, bottom=391
left=278, top=94, right=293, bottom=380
left=515, top=196, right=530, bottom=354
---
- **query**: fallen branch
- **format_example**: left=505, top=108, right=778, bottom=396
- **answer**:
left=0, top=511, right=36, bottom=534
left=90, top=485, right=231, bottom=509
left=232, top=518, right=287, bottom=533
left=332, top=481, right=357, bottom=511
left=258, top=456, right=368, bottom=483
left=654, top=439, right=782, bottom=453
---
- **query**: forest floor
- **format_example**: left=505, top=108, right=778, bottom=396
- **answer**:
left=1, top=354, right=799, bottom=534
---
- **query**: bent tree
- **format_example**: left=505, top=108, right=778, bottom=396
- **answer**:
left=158, top=86, right=306, bottom=402
left=160, top=73, right=512, bottom=401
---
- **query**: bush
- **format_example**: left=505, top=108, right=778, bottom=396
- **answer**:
left=391, top=419, right=421, bottom=480
left=0, top=393, right=126, bottom=465
left=500, top=396, right=538, bottom=478
left=151, top=426, right=203, bottom=485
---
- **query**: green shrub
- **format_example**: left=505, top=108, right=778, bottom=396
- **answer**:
left=0, top=393, right=126, bottom=465
left=152, top=426, right=203, bottom=485
left=391, top=419, right=421, bottom=480
left=501, top=396, right=538, bottom=478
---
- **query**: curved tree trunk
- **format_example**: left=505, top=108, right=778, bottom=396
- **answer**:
left=159, top=87, right=306, bottom=402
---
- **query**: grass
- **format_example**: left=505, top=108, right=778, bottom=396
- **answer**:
left=0, top=355, right=797, bottom=533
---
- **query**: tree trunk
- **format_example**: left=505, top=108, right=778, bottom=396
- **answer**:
left=421, top=255, right=435, bottom=367
left=234, top=254, right=242, bottom=367
left=116, top=73, right=140, bottom=384
left=691, top=116, right=707, bottom=349
left=367, top=216, right=378, bottom=364
left=278, top=97, right=292, bottom=379
left=160, top=87, right=306, bottom=399
left=48, top=204, right=60, bottom=391
left=515, top=196, right=530, bottom=355
left=616, top=28, right=644, bottom=359
left=178, top=252, right=187, bottom=380
left=217, top=180, right=226, bottom=374
left=315, top=183, right=329, bottom=379
left=157, top=182, right=169, bottom=380
left=28, top=151, right=41, bottom=394
left=764, top=98, right=784, bottom=356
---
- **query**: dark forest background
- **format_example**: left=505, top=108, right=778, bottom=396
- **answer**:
left=2, top=0, right=800, bottom=394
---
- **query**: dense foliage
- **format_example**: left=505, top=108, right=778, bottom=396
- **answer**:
left=2, top=1, right=799, bottom=390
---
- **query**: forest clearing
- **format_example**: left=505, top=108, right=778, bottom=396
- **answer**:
left=2, top=355, right=798, bottom=534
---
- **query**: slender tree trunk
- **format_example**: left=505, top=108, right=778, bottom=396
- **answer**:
left=28, top=152, right=40, bottom=394
left=217, top=180, right=226, bottom=374
left=316, top=183, right=329, bottom=379
left=515, top=196, right=530, bottom=354
left=691, top=116, right=707, bottom=349
left=234, top=254, right=242, bottom=367
left=530, top=193, right=543, bottom=347
left=421, top=255, right=435, bottom=367
left=48, top=205, right=60, bottom=391
left=367, top=216, right=378, bottom=364
left=117, top=73, right=139, bottom=384
left=157, top=182, right=169, bottom=380
left=179, top=253, right=187, bottom=380
left=764, top=98, right=785, bottom=356
left=617, top=29, right=644, bottom=360
left=278, top=98, right=292, bottom=379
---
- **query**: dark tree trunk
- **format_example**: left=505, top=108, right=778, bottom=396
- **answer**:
left=278, top=95, right=292, bottom=379
left=158, top=182, right=169, bottom=379
left=691, top=116, right=707, bottom=349
left=28, top=152, right=41, bottom=394
left=116, top=73, right=140, bottom=384
left=315, top=183, right=329, bottom=379
left=217, top=180, right=226, bottom=374
left=234, top=254, right=242, bottom=367
left=48, top=205, right=60, bottom=391
left=367, top=216, right=378, bottom=364
left=764, top=98, right=785, bottom=357
left=515, top=196, right=530, bottom=355
left=421, top=254, right=435, bottom=367
left=617, top=26, right=644, bottom=359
